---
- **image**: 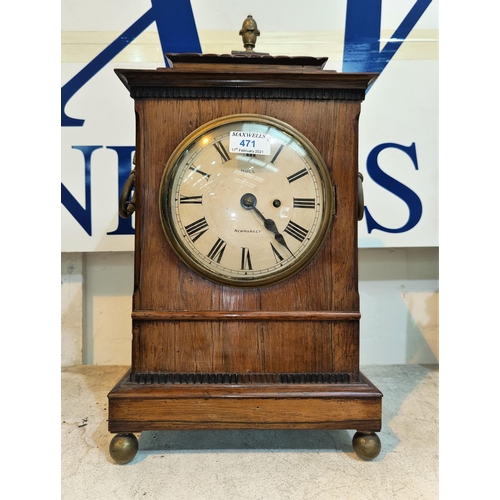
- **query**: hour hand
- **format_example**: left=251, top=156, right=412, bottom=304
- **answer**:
left=253, top=206, right=277, bottom=234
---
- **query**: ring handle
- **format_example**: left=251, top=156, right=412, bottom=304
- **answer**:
left=119, top=149, right=137, bottom=220
left=119, top=169, right=136, bottom=219
left=357, top=172, right=364, bottom=221
left=119, top=152, right=136, bottom=219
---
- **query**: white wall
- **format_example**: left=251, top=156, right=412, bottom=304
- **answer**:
left=61, top=247, right=438, bottom=366
left=61, top=253, right=84, bottom=366
left=359, top=247, right=438, bottom=364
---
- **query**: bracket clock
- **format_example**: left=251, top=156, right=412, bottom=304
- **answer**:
left=108, top=17, right=382, bottom=464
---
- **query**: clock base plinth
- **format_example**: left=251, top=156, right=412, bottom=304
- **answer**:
left=108, top=369, right=382, bottom=454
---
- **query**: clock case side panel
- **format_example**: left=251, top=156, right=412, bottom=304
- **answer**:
left=131, top=103, right=143, bottom=373
left=329, top=101, right=363, bottom=373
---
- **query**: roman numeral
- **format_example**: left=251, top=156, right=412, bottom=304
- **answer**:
left=184, top=217, right=209, bottom=242
left=213, top=141, right=231, bottom=163
left=293, top=197, right=316, bottom=209
left=270, top=144, right=284, bottom=164
left=287, top=168, right=308, bottom=183
left=207, top=238, right=227, bottom=263
left=283, top=220, right=309, bottom=242
left=179, top=194, right=203, bottom=204
left=270, top=243, right=284, bottom=263
left=188, top=165, right=211, bottom=179
left=241, top=247, right=252, bottom=270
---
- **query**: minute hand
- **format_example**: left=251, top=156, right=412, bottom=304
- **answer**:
left=252, top=207, right=294, bottom=256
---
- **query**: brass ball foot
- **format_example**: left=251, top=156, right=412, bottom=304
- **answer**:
left=352, top=431, right=381, bottom=460
left=109, top=433, right=139, bottom=464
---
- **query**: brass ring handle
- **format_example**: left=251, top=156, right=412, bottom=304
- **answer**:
left=119, top=168, right=136, bottom=219
left=357, top=172, right=364, bottom=221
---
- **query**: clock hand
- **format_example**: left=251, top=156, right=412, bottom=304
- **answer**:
left=240, top=193, right=295, bottom=256
left=252, top=205, right=275, bottom=231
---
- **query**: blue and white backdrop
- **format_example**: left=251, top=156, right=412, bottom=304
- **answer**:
left=61, top=0, right=438, bottom=251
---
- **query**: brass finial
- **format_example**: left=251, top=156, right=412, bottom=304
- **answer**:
left=239, top=15, right=260, bottom=52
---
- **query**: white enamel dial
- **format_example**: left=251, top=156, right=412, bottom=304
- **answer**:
left=159, top=114, right=333, bottom=287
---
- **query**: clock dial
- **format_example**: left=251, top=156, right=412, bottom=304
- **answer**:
left=159, top=114, right=333, bottom=286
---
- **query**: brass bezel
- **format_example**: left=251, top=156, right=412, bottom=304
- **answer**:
left=159, top=113, right=333, bottom=287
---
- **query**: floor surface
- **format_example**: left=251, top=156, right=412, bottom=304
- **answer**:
left=61, top=364, right=438, bottom=499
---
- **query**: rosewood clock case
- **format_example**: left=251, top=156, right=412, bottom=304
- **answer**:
left=107, top=53, right=382, bottom=462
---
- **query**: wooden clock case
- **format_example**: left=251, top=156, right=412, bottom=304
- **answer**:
left=108, top=53, right=382, bottom=463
